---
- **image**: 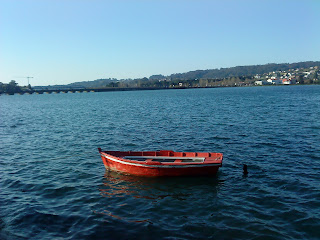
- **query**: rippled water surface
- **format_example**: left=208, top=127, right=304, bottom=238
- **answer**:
left=1, top=86, right=320, bottom=239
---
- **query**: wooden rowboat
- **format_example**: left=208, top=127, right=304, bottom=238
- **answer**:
left=98, top=148, right=223, bottom=177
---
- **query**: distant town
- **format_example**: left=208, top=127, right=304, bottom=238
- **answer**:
left=1, top=61, right=319, bottom=95
left=253, top=66, right=319, bottom=86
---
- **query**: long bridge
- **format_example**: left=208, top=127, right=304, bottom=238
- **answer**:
left=1, top=87, right=177, bottom=95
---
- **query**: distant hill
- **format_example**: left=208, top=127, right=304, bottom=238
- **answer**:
left=169, top=61, right=320, bottom=80
left=39, top=61, right=320, bottom=88
left=66, top=78, right=118, bottom=88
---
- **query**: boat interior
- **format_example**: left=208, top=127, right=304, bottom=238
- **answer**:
left=123, top=156, right=205, bottom=163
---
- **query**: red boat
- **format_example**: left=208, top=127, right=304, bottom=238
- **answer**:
left=98, top=148, right=223, bottom=177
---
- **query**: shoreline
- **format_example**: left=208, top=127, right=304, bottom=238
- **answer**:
left=1, top=84, right=319, bottom=95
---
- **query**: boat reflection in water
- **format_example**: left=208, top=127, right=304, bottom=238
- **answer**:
left=96, top=170, right=225, bottom=224
left=100, top=170, right=186, bottom=201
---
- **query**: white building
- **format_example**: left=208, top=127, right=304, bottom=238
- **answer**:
left=255, top=80, right=268, bottom=85
left=267, top=78, right=281, bottom=84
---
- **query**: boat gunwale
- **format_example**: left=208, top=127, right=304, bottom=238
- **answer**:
left=101, top=153, right=222, bottom=169
left=99, top=150, right=223, bottom=167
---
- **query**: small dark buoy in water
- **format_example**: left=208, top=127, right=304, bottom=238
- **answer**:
left=243, top=164, right=248, bottom=175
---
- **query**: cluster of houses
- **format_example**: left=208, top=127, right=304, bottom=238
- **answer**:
left=254, top=66, right=318, bottom=85
left=255, top=77, right=297, bottom=85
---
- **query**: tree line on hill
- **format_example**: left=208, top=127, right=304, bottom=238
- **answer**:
left=104, top=76, right=255, bottom=88
left=67, top=61, right=320, bottom=89
left=169, top=61, right=320, bottom=80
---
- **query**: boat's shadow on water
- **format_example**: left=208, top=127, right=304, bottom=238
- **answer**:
left=99, top=170, right=225, bottom=201
left=94, top=170, right=226, bottom=230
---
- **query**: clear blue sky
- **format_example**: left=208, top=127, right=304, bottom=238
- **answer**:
left=1, top=0, right=319, bottom=86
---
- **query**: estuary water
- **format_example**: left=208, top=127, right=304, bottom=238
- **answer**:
left=1, top=85, right=319, bottom=239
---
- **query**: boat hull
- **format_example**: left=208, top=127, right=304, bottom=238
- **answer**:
left=99, top=149, right=223, bottom=177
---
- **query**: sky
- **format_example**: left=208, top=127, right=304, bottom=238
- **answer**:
left=1, top=0, right=319, bottom=86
